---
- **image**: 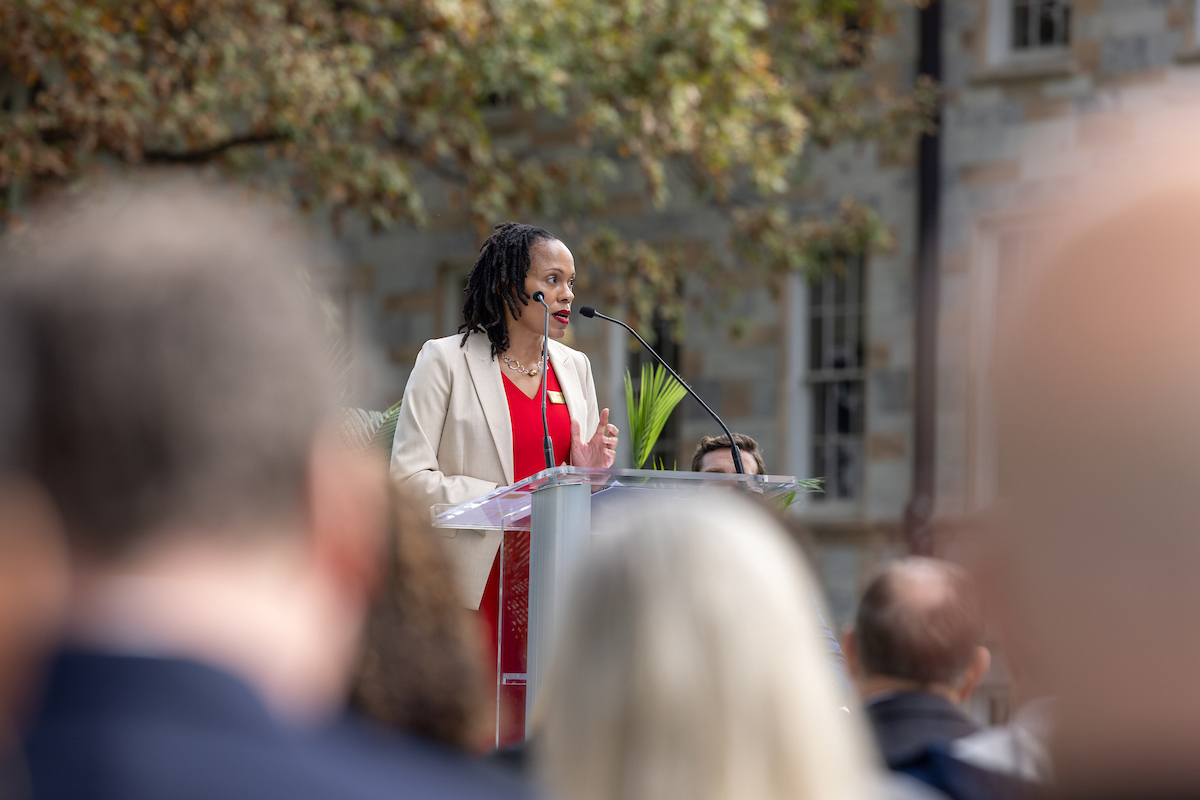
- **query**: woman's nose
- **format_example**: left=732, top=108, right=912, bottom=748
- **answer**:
left=562, top=283, right=574, bottom=303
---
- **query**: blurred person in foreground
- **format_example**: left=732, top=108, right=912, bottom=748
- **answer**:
left=691, top=433, right=766, bottom=475
left=689, top=433, right=848, bottom=685
left=537, top=493, right=939, bottom=800
left=352, top=487, right=487, bottom=751
left=844, top=559, right=1033, bottom=800
left=0, top=302, right=69, bottom=798
left=844, top=558, right=991, bottom=772
left=2, top=181, right=528, bottom=800
left=993, top=145, right=1200, bottom=800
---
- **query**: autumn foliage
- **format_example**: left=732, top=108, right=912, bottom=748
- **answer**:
left=0, top=0, right=935, bottom=330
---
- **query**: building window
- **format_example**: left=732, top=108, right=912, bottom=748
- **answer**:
left=1012, top=0, right=1070, bottom=51
left=809, top=258, right=865, bottom=501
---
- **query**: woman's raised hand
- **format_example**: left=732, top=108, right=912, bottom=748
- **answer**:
left=569, top=408, right=619, bottom=469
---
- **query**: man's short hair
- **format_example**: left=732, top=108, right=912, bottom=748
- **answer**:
left=854, top=557, right=985, bottom=686
left=0, top=180, right=338, bottom=559
left=690, top=433, right=766, bottom=474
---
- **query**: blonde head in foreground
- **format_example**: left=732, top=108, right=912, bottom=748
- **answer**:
left=537, top=494, right=873, bottom=800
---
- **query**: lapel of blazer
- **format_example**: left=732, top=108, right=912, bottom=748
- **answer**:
left=548, top=339, right=586, bottom=435
left=465, top=332, right=514, bottom=484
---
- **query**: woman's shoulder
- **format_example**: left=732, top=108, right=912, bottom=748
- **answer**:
left=421, top=334, right=463, bottom=353
left=418, top=333, right=479, bottom=360
left=548, top=338, right=590, bottom=364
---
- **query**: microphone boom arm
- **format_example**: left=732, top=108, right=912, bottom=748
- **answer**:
left=581, top=308, right=745, bottom=474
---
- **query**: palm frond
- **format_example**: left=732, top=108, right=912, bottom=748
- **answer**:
left=776, top=477, right=826, bottom=510
left=324, top=338, right=357, bottom=402
left=338, top=399, right=404, bottom=455
left=624, top=363, right=688, bottom=469
left=338, top=406, right=385, bottom=452
left=371, top=399, right=404, bottom=454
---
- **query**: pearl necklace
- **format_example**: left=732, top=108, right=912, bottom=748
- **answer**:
left=501, top=354, right=545, bottom=377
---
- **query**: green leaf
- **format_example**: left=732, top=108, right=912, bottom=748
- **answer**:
left=338, top=406, right=386, bottom=452
left=337, top=398, right=402, bottom=455
left=372, top=399, right=404, bottom=455
left=624, top=363, right=688, bottom=469
left=775, top=477, right=826, bottom=510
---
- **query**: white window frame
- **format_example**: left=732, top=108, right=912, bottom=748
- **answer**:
left=804, top=257, right=868, bottom=508
left=986, top=0, right=1072, bottom=68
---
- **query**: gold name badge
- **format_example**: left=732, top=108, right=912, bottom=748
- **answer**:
left=548, top=390, right=566, bottom=404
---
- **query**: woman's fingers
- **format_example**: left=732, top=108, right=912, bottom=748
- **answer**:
left=594, top=408, right=610, bottom=440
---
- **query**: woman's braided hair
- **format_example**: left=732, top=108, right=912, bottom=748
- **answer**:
left=459, top=221, right=558, bottom=357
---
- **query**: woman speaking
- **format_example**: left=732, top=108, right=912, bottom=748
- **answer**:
left=390, top=222, right=618, bottom=740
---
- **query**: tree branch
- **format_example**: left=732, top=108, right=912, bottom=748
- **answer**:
left=389, top=135, right=470, bottom=187
left=142, top=132, right=285, bottom=164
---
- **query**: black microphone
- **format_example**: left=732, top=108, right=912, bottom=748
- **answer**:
left=532, top=291, right=554, bottom=471
left=578, top=306, right=745, bottom=474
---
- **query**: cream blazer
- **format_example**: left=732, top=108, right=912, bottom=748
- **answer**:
left=390, top=330, right=601, bottom=609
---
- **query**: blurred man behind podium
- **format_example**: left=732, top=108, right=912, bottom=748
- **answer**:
left=691, top=433, right=766, bottom=475
left=4, top=182, right=527, bottom=800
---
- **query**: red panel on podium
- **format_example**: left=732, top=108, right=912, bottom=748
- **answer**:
left=497, top=530, right=529, bottom=745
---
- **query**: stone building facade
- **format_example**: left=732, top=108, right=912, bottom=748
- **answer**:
left=346, top=0, right=1200, bottom=686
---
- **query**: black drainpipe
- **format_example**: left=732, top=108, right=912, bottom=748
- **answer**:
left=903, top=0, right=942, bottom=556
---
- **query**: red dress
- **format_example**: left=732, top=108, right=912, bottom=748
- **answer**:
left=478, top=365, right=570, bottom=745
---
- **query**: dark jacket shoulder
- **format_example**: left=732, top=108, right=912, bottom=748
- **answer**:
left=24, top=651, right=531, bottom=800
left=866, top=691, right=981, bottom=770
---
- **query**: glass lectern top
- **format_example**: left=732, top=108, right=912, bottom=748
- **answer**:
left=430, top=466, right=814, bottom=531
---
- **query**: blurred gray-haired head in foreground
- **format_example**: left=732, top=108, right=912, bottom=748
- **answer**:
left=537, top=493, right=874, bottom=800
left=994, top=143, right=1200, bottom=798
left=0, top=178, right=387, bottom=725
left=1, top=179, right=339, bottom=557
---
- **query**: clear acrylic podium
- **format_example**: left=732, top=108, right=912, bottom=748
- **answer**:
left=431, top=466, right=811, bottom=746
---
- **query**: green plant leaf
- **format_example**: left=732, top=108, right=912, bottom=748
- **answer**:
left=337, top=399, right=403, bottom=456
left=372, top=399, right=403, bottom=455
left=775, top=477, right=826, bottom=510
left=625, top=363, right=688, bottom=469
left=324, top=338, right=356, bottom=402
left=338, top=406, right=383, bottom=452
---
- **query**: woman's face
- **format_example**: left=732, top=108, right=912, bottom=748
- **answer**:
left=511, top=239, right=576, bottom=341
